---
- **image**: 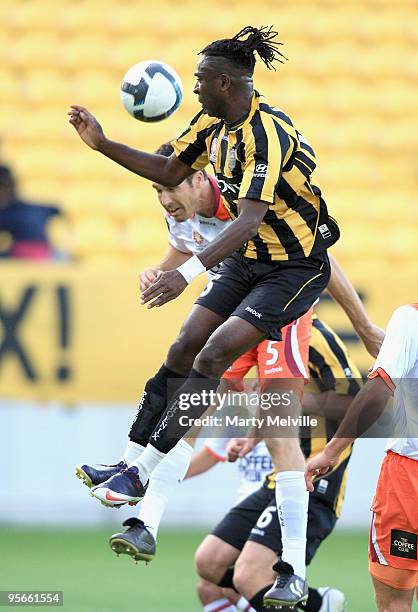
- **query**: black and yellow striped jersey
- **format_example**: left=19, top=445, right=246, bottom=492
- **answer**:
left=264, top=316, right=362, bottom=517
left=173, top=92, right=339, bottom=262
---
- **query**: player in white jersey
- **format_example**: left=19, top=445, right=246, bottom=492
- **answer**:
left=189, top=437, right=274, bottom=504
left=305, top=304, right=418, bottom=612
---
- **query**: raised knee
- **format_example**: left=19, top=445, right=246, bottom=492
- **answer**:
left=232, top=562, right=250, bottom=596
left=195, top=342, right=230, bottom=378
left=233, top=559, right=262, bottom=600
left=166, top=332, right=199, bottom=370
left=195, top=544, right=221, bottom=583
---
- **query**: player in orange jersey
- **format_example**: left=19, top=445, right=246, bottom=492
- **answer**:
left=306, top=304, right=418, bottom=611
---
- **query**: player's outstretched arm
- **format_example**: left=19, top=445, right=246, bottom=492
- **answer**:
left=305, top=376, right=391, bottom=491
left=68, top=105, right=192, bottom=187
left=327, top=254, right=384, bottom=357
left=141, top=198, right=269, bottom=308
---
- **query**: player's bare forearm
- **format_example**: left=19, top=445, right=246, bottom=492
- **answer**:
left=302, top=391, right=353, bottom=421
left=184, top=448, right=219, bottom=479
left=306, top=377, right=392, bottom=491
left=196, top=198, right=269, bottom=270
left=98, top=142, right=192, bottom=186
left=139, top=248, right=190, bottom=292
left=68, top=105, right=191, bottom=186
left=332, top=377, right=391, bottom=441
left=328, top=254, right=370, bottom=328
left=327, top=254, right=384, bottom=356
left=158, top=246, right=191, bottom=271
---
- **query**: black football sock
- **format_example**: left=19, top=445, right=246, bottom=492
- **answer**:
left=249, top=586, right=272, bottom=612
left=129, top=364, right=185, bottom=446
left=150, top=368, right=220, bottom=454
left=297, top=587, right=322, bottom=612
left=217, top=568, right=236, bottom=590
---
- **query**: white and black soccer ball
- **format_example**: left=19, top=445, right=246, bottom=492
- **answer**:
left=120, top=60, right=182, bottom=122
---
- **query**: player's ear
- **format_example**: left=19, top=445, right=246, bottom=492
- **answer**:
left=219, top=73, right=231, bottom=91
left=194, top=171, right=204, bottom=187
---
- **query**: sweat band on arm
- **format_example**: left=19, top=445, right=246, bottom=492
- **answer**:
left=176, top=255, right=206, bottom=283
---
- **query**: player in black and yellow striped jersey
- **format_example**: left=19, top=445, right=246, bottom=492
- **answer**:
left=69, top=27, right=340, bottom=605
left=174, top=94, right=337, bottom=262
left=203, top=318, right=361, bottom=612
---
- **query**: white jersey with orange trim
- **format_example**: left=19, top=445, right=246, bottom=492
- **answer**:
left=368, top=304, right=418, bottom=460
left=205, top=438, right=273, bottom=502
left=165, top=176, right=232, bottom=279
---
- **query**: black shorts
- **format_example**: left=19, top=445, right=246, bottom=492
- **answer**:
left=211, top=485, right=336, bottom=565
left=196, top=251, right=330, bottom=340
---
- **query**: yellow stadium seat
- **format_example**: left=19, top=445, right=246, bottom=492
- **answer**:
left=3, top=108, right=72, bottom=144
left=332, top=225, right=387, bottom=260
left=71, top=216, right=121, bottom=258
left=9, top=33, right=63, bottom=69
left=58, top=35, right=111, bottom=70
left=0, top=69, right=22, bottom=101
left=20, top=178, right=64, bottom=205
left=53, top=3, right=101, bottom=33
left=23, top=69, right=73, bottom=104
left=61, top=183, right=113, bottom=218
left=384, top=227, right=418, bottom=260
left=122, top=218, right=168, bottom=258
left=106, top=189, right=152, bottom=223
left=3, top=146, right=67, bottom=182
left=72, top=71, right=119, bottom=106
left=6, top=0, right=67, bottom=34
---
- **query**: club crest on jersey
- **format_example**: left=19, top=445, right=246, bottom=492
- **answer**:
left=228, top=147, right=237, bottom=172
left=210, top=138, right=219, bottom=163
left=193, top=230, right=204, bottom=245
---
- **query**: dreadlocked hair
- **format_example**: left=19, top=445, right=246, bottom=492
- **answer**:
left=200, top=26, right=286, bottom=73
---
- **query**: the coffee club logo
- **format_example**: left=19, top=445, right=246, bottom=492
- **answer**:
left=394, top=537, right=415, bottom=551
left=390, top=529, right=417, bottom=559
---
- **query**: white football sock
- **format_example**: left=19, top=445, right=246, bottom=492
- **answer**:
left=203, top=599, right=236, bottom=612
left=130, top=443, right=166, bottom=484
left=122, top=441, right=145, bottom=465
left=138, top=440, right=193, bottom=539
left=236, top=596, right=256, bottom=611
left=275, top=470, right=308, bottom=580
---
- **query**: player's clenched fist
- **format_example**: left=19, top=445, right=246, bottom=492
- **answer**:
left=226, top=438, right=258, bottom=462
left=304, top=446, right=340, bottom=492
left=139, top=269, right=161, bottom=292
left=140, top=269, right=187, bottom=308
left=68, top=105, right=106, bottom=150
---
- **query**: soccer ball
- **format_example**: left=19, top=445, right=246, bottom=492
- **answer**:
left=120, top=60, right=182, bottom=122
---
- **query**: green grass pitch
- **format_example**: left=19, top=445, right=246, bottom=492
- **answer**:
left=0, top=528, right=416, bottom=611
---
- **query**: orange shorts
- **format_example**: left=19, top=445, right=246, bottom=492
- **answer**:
left=369, top=450, right=418, bottom=589
left=222, top=308, right=312, bottom=393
